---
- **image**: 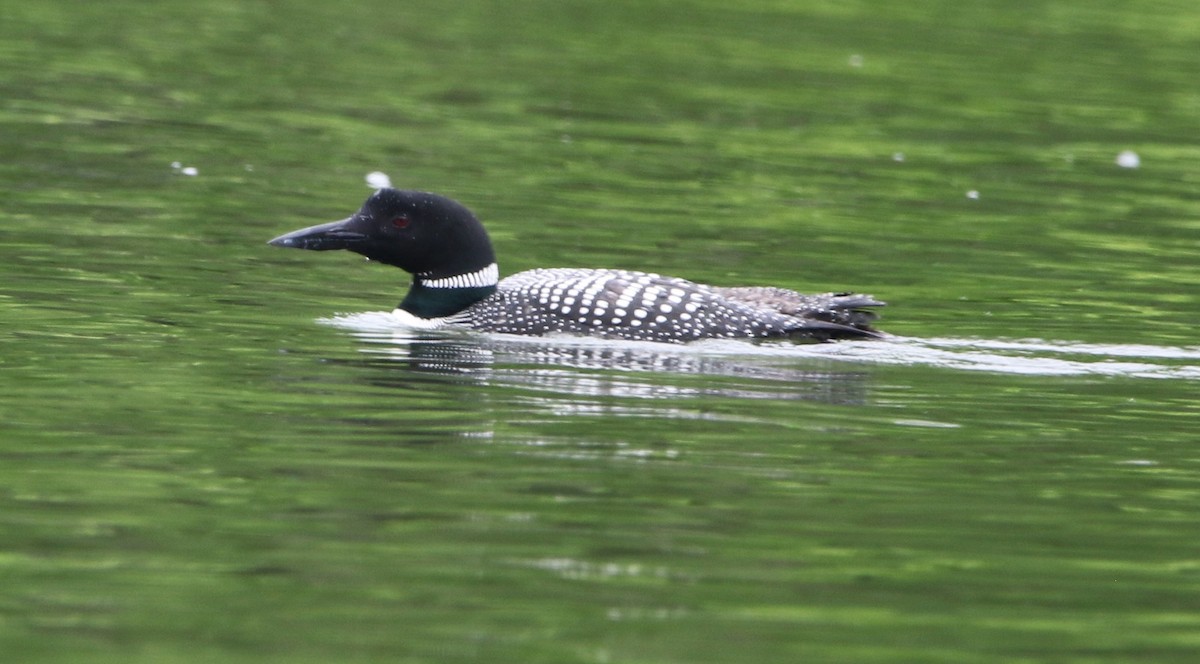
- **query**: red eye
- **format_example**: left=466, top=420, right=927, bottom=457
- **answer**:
left=392, top=215, right=411, bottom=228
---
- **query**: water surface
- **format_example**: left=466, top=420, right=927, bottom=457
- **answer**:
left=2, top=1, right=1199, bottom=662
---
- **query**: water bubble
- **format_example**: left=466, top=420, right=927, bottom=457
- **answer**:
left=366, top=171, right=392, bottom=188
left=1115, top=150, right=1140, bottom=168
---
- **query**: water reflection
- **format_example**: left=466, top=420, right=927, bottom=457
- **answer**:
left=320, top=312, right=876, bottom=406
left=323, top=312, right=1200, bottom=382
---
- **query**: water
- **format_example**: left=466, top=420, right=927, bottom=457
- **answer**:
left=3, top=1, right=1199, bottom=662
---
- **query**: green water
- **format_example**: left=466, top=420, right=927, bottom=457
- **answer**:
left=3, top=1, right=1199, bottom=662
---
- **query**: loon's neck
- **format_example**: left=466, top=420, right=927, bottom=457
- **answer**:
left=397, top=263, right=499, bottom=318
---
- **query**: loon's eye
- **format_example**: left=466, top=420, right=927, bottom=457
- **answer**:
left=392, top=215, right=411, bottom=229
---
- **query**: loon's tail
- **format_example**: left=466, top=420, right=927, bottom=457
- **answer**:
left=784, top=316, right=884, bottom=341
left=797, top=292, right=885, bottom=340
left=713, top=287, right=885, bottom=341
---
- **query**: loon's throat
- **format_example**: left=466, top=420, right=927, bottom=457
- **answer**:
left=398, top=263, right=499, bottom=318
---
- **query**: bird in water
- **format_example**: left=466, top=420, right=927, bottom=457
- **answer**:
left=268, top=188, right=884, bottom=343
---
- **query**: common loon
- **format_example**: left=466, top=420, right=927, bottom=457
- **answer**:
left=268, top=188, right=884, bottom=343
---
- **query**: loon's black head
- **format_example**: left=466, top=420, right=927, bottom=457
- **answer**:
left=268, top=188, right=496, bottom=280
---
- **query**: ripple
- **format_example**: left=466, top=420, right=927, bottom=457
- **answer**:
left=320, top=312, right=1200, bottom=381
left=830, top=336, right=1200, bottom=379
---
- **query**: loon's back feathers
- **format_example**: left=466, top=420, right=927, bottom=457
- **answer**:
left=464, top=269, right=881, bottom=343
left=268, top=188, right=885, bottom=344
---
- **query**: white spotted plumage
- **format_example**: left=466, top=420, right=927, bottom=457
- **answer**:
left=454, top=268, right=811, bottom=343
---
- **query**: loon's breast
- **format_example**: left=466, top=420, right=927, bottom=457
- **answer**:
left=456, top=268, right=878, bottom=343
